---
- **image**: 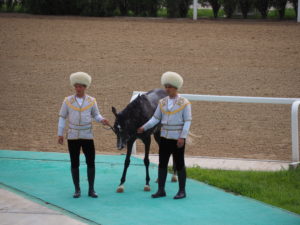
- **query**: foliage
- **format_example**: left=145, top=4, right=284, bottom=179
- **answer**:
left=238, top=0, right=253, bottom=18
left=207, top=0, right=222, bottom=18
left=0, top=0, right=4, bottom=10
left=0, top=0, right=297, bottom=19
left=272, top=0, right=288, bottom=19
left=166, top=0, right=192, bottom=18
left=78, top=0, right=117, bottom=16
left=116, top=0, right=128, bottom=15
left=222, top=0, right=238, bottom=18
left=128, top=0, right=160, bottom=17
left=289, top=0, right=298, bottom=16
left=23, top=0, right=79, bottom=14
left=253, top=0, right=271, bottom=18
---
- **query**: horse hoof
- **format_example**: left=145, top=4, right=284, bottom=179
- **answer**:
left=116, top=185, right=124, bottom=193
left=144, top=185, right=151, bottom=192
left=171, top=175, right=178, bottom=182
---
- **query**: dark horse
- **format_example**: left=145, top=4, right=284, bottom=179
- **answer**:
left=111, top=89, right=177, bottom=192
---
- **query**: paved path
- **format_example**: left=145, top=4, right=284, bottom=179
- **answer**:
left=136, top=154, right=291, bottom=171
left=0, top=188, right=87, bottom=225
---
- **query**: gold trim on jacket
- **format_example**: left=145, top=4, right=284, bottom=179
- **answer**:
left=65, top=97, right=95, bottom=112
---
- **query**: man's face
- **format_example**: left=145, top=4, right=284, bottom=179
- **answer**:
left=164, top=84, right=177, bottom=96
left=74, top=84, right=86, bottom=95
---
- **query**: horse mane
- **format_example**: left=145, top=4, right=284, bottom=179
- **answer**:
left=118, top=94, right=148, bottom=119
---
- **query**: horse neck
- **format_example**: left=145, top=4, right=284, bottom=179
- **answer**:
left=121, top=101, right=145, bottom=131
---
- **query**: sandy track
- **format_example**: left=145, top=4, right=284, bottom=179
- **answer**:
left=0, top=13, right=299, bottom=160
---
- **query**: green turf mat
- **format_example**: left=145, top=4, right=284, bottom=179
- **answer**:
left=0, top=150, right=299, bottom=225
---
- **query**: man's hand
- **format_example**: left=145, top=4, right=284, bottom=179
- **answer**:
left=58, top=136, right=64, bottom=145
left=177, top=138, right=185, bottom=148
left=137, top=126, right=144, bottom=134
left=101, top=118, right=110, bottom=126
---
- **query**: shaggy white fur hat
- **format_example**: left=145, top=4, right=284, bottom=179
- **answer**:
left=70, top=72, right=92, bottom=88
left=161, top=71, right=183, bottom=89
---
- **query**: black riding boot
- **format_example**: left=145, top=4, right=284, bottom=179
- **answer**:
left=71, top=168, right=81, bottom=198
left=174, top=167, right=186, bottom=199
left=151, top=168, right=167, bottom=198
left=87, top=168, right=98, bottom=198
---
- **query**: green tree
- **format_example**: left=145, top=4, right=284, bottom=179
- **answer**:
left=222, top=0, right=238, bottom=18
left=0, top=0, right=4, bottom=10
left=207, top=0, right=222, bottom=18
left=166, top=0, right=192, bottom=18
left=254, top=0, right=271, bottom=18
left=289, top=0, right=297, bottom=17
left=272, top=0, right=288, bottom=19
left=238, top=0, right=253, bottom=18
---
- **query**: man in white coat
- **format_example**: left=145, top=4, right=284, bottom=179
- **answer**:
left=58, top=72, right=110, bottom=198
left=138, top=72, right=192, bottom=199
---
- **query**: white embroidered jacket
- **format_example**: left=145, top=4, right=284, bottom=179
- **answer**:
left=143, top=96, right=192, bottom=140
left=58, top=95, right=103, bottom=140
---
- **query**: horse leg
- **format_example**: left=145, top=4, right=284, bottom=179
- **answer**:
left=116, top=139, right=135, bottom=193
left=142, top=136, right=151, bottom=191
left=171, top=155, right=178, bottom=182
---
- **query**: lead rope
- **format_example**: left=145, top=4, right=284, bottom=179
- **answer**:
left=101, top=124, right=116, bottom=133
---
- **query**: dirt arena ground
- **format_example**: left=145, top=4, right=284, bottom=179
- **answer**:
left=0, top=13, right=299, bottom=161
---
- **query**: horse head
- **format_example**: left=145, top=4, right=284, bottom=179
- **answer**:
left=111, top=95, right=149, bottom=150
left=112, top=106, right=131, bottom=150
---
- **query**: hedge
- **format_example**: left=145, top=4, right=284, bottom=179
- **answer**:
left=0, top=0, right=298, bottom=19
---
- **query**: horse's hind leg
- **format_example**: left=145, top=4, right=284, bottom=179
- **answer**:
left=116, top=139, right=135, bottom=193
left=142, top=135, right=151, bottom=191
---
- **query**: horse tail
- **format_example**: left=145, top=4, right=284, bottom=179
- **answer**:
left=186, top=132, right=201, bottom=146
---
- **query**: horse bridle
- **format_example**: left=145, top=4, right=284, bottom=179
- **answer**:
left=102, top=124, right=116, bottom=134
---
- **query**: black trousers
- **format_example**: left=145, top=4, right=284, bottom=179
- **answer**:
left=159, top=137, right=185, bottom=171
left=67, top=139, right=95, bottom=169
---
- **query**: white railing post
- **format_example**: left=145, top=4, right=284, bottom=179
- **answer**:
left=193, top=0, right=198, bottom=21
left=291, top=101, right=300, bottom=163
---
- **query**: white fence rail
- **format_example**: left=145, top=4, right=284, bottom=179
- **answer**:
left=192, top=0, right=300, bottom=22
left=130, top=91, right=300, bottom=165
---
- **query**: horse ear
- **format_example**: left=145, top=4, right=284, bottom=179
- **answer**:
left=136, top=94, right=142, bottom=101
left=112, top=106, right=118, bottom=117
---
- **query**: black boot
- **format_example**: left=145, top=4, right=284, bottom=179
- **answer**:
left=151, top=168, right=167, bottom=198
left=174, top=167, right=186, bottom=200
left=87, top=167, right=98, bottom=198
left=71, top=168, right=81, bottom=198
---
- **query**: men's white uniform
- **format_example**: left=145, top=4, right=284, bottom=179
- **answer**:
left=58, top=95, right=104, bottom=139
left=143, top=95, right=192, bottom=139
left=141, top=71, right=192, bottom=199
left=58, top=71, right=104, bottom=199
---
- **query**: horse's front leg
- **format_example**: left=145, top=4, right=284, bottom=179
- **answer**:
left=116, top=138, right=135, bottom=193
left=142, top=135, right=151, bottom=192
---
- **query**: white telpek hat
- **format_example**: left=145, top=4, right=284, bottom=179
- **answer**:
left=161, top=71, right=183, bottom=89
left=70, top=72, right=92, bottom=88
